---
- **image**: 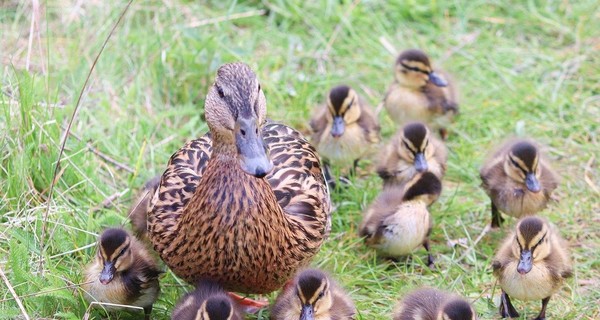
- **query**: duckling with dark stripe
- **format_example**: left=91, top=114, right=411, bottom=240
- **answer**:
left=480, top=139, right=558, bottom=228
left=172, top=279, right=243, bottom=320
left=377, top=122, right=447, bottom=188
left=393, top=287, right=477, bottom=320
left=492, top=216, right=572, bottom=319
left=360, top=171, right=442, bottom=267
left=384, top=49, right=458, bottom=140
left=83, top=228, right=162, bottom=320
left=310, top=85, right=380, bottom=187
left=270, top=269, right=355, bottom=320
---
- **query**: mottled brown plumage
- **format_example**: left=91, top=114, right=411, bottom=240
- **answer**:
left=147, top=62, right=331, bottom=294
left=172, top=279, right=243, bottom=320
left=270, top=269, right=356, bottom=320
left=82, top=228, right=162, bottom=320
left=377, top=122, right=447, bottom=187
left=492, top=216, right=572, bottom=319
left=384, top=49, right=458, bottom=140
left=393, top=288, right=477, bottom=320
left=480, top=139, right=558, bottom=228
left=310, top=85, right=380, bottom=168
left=360, top=172, right=442, bottom=267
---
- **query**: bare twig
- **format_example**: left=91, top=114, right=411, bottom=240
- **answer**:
left=91, top=189, right=130, bottom=212
left=25, top=0, right=40, bottom=72
left=39, top=0, right=135, bottom=272
left=322, top=0, right=361, bottom=57
left=584, top=154, right=598, bottom=194
left=0, top=281, right=93, bottom=303
left=87, top=142, right=134, bottom=173
left=378, top=36, right=398, bottom=56
left=456, top=224, right=492, bottom=263
left=0, top=265, right=30, bottom=320
left=187, top=9, right=267, bottom=28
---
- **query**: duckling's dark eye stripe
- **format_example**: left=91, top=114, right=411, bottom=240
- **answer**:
left=114, top=243, right=130, bottom=260
left=532, top=232, right=547, bottom=252
left=516, top=236, right=523, bottom=251
left=509, top=156, right=528, bottom=175
left=402, top=140, right=417, bottom=155
left=400, top=62, right=429, bottom=75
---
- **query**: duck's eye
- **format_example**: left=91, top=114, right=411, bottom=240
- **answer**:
left=240, top=129, right=246, bottom=136
left=317, top=290, right=325, bottom=300
left=216, top=85, right=225, bottom=98
left=258, top=84, right=261, bottom=92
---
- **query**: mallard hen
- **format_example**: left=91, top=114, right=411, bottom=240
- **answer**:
left=383, top=49, right=458, bottom=140
left=492, top=216, right=572, bottom=319
left=147, top=62, right=331, bottom=294
left=270, top=268, right=356, bottom=320
left=82, top=228, right=162, bottom=320
left=393, top=287, right=477, bottom=320
left=376, top=122, right=447, bottom=187
left=480, top=139, right=558, bottom=228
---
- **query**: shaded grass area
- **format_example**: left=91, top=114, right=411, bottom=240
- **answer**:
left=1, top=0, right=599, bottom=319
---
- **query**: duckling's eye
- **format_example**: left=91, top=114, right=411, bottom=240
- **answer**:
left=317, top=290, right=325, bottom=300
left=216, top=85, right=225, bottom=98
left=258, top=84, right=261, bottom=92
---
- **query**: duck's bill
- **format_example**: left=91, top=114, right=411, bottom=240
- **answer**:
left=517, top=250, right=532, bottom=275
left=330, top=116, right=345, bottom=138
left=525, top=173, right=541, bottom=193
left=429, top=71, right=448, bottom=87
left=236, top=117, right=273, bottom=178
left=414, top=152, right=429, bottom=172
left=99, top=261, right=115, bottom=285
left=300, top=304, right=315, bottom=320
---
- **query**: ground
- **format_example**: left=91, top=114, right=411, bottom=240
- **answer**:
left=0, top=1, right=598, bottom=319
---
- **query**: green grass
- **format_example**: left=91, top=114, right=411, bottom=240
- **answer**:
left=1, top=0, right=599, bottom=319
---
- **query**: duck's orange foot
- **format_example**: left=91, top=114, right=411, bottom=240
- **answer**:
left=228, top=292, right=269, bottom=314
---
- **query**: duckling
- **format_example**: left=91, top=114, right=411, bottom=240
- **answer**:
left=393, top=287, right=478, bottom=320
left=172, top=279, right=243, bottom=320
left=359, top=171, right=442, bottom=267
left=492, top=216, right=572, bottom=319
left=310, top=85, right=380, bottom=184
left=148, top=62, right=331, bottom=294
left=480, top=139, right=558, bottom=228
left=383, top=49, right=458, bottom=140
left=82, top=228, right=162, bottom=320
left=270, top=268, right=356, bottom=320
left=376, top=122, right=447, bottom=187
left=129, top=175, right=161, bottom=241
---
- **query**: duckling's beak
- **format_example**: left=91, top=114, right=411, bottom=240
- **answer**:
left=428, top=71, right=448, bottom=87
left=330, top=116, right=345, bottom=138
left=414, top=152, right=428, bottom=172
left=99, top=261, right=115, bottom=285
left=517, top=250, right=533, bottom=275
left=525, top=173, right=541, bottom=193
left=236, top=117, right=273, bottom=178
left=300, top=304, right=315, bottom=320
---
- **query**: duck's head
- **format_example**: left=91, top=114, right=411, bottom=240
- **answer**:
left=204, top=62, right=273, bottom=178
left=197, top=295, right=237, bottom=320
left=398, top=122, right=434, bottom=172
left=394, top=49, right=447, bottom=89
left=326, top=85, right=361, bottom=138
left=512, top=216, right=551, bottom=275
left=294, top=269, right=333, bottom=320
left=503, top=141, right=541, bottom=193
left=402, top=171, right=442, bottom=205
left=438, top=298, right=478, bottom=320
left=96, top=228, right=134, bottom=285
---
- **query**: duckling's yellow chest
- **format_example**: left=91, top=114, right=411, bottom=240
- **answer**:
left=371, top=202, right=430, bottom=256
left=384, top=86, right=430, bottom=124
left=499, top=260, right=562, bottom=301
left=316, top=123, right=371, bottom=167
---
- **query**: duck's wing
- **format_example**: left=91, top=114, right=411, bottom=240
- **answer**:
left=149, top=134, right=212, bottom=226
left=263, top=122, right=332, bottom=236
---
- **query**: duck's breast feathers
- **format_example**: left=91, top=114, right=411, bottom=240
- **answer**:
left=263, top=122, right=331, bottom=225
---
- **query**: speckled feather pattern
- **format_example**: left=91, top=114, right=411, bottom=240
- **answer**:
left=148, top=122, right=331, bottom=294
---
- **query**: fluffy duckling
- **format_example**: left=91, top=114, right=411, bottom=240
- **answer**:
left=492, top=216, right=572, bottom=319
left=172, top=279, right=243, bottom=320
left=270, top=268, right=356, bottom=320
left=359, top=172, right=442, bottom=267
left=310, top=85, right=380, bottom=184
left=383, top=49, right=458, bottom=140
left=129, top=175, right=161, bottom=241
left=480, top=139, right=558, bottom=228
left=83, top=228, right=162, bottom=320
left=377, top=122, right=447, bottom=187
left=394, top=288, right=478, bottom=320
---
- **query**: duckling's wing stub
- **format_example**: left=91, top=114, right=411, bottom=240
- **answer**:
left=263, top=122, right=332, bottom=235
